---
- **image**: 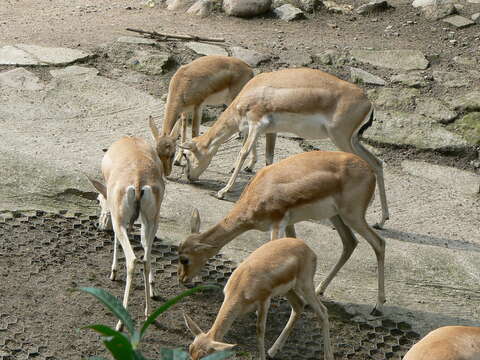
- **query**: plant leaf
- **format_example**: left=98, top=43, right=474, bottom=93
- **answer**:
left=80, top=287, right=136, bottom=336
left=88, top=357, right=109, bottom=360
left=159, top=348, right=189, bottom=360
left=201, top=351, right=235, bottom=360
left=141, top=285, right=221, bottom=338
left=85, top=324, right=123, bottom=338
left=85, top=325, right=135, bottom=360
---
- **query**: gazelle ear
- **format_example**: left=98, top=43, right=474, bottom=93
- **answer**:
left=210, top=340, right=237, bottom=352
left=190, top=208, right=201, bottom=234
left=149, top=115, right=159, bottom=141
left=169, top=115, right=183, bottom=139
left=183, top=313, right=204, bottom=336
left=86, top=175, right=107, bottom=199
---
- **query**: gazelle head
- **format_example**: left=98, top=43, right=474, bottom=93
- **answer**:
left=86, top=176, right=112, bottom=231
left=149, top=116, right=180, bottom=177
left=184, top=313, right=236, bottom=360
left=178, top=209, right=215, bottom=284
left=179, top=140, right=211, bottom=182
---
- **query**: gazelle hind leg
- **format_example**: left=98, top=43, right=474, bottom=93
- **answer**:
left=316, top=215, right=358, bottom=296
left=351, top=134, right=389, bottom=229
left=265, top=133, right=277, bottom=166
left=268, top=290, right=304, bottom=358
left=285, top=224, right=296, bottom=238
left=342, top=213, right=386, bottom=314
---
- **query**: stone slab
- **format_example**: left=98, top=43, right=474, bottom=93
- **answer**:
left=0, top=68, right=44, bottom=91
left=350, top=67, right=386, bottom=86
left=186, top=42, right=228, bottom=56
left=351, top=49, right=429, bottom=70
left=442, top=15, right=475, bottom=28
left=50, top=65, right=99, bottom=78
left=0, top=44, right=92, bottom=66
left=416, top=98, right=458, bottom=124
left=363, top=110, right=468, bottom=150
left=433, top=70, right=470, bottom=88
left=274, top=4, right=305, bottom=20
left=127, top=51, right=172, bottom=75
left=390, top=72, right=428, bottom=88
left=230, top=47, right=270, bottom=67
left=448, top=91, right=480, bottom=112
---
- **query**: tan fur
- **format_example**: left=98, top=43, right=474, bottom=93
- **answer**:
left=153, top=56, right=253, bottom=175
left=182, top=68, right=389, bottom=228
left=179, top=151, right=388, bottom=313
left=403, top=326, right=480, bottom=360
left=89, top=136, right=165, bottom=331
left=185, top=238, right=334, bottom=360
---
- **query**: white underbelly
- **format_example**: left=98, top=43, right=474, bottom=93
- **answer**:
left=203, top=88, right=231, bottom=106
left=288, top=197, right=338, bottom=224
left=267, top=112, right=330, bottom=140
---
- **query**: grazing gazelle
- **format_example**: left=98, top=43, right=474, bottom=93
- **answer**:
left=88, top=135, right=164, bottom=330
left=403, top=326, right=480, bottom=360
left=151, top=55, right=253, bottom=176
left=180, top=68, right=389, bottom=228
left=178, top=151, right=387, bottom=314
left=184, top=237, right=334, bottom=360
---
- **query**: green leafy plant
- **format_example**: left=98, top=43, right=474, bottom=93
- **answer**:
left=80, top=286, right=234, bottom=360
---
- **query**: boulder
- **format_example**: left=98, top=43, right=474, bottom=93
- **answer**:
left=230, top=47, right=270, bottom=67
left=274, top=4, right=305, bottom=20
left=416, top=98, right=458, bottom=124
left=412, top=0, right=452, bottom=8
left=0, top=44, right=92, bottom=66
left=186, top=42, right=228, bottom=56
left=472, top=13, right=480, bottom=23
left=421, top=3, right=456, bottom=20
left=313, top=49, right=350, bottom=66
left=187, top=0, right=214, bottom=17
left=0, top=68, right=44, bottom=91
left=279, top=51, right=312, bottom=67
left=350, top=67, right=386, bottom=86
left=363, top=110, right=468, bottom=151
left=390, top=72, right=428, bottom=88
left=323, top=0, right=353, bottom=13
left=452, top=55, right=477, bottom=67
left=166, top=0, right=196, bottom=10
left=351, top=49, right=429, bottom=70
left=356, top=0, right=393, bottom=15
left=223, top=0, right=272, bottom=17
left=272, top=0, right=319, bottom=11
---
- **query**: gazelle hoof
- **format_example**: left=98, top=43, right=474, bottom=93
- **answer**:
left=244, top=166, right=253, bottom=173
left=109, top=271, right=117, bottom=281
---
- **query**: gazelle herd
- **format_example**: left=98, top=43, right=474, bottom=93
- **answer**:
left=87, top=55, right=479, bottom=359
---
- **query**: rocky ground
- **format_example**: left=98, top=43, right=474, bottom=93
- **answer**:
left=0, top=0, right=479, bottom=359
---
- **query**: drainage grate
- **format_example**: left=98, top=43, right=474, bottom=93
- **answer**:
left=0, top=210, right=419, bottom=359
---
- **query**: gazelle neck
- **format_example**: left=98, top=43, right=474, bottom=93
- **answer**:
left=197, top=106, right=238, bottom=155
left=199, top=219, right=249, bottom=250
left=207, top=296, right=242, bottom=341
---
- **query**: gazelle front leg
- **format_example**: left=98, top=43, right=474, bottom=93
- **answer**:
left=256, top=299, right=271, bottom=360
left=268, top=290, right=304, bottom=358
left=216, top=122, right=264, bottom=199
left=265, top=133, right=277, bottom=166
left=174, top=113, right=188, bottom=166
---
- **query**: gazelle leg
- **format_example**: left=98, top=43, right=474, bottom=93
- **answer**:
left=270, top=216, right=289, bottom=240
left=256, top=299, right=270, bottom=360
left=268, top=290, right=304, bottom=358
left=302, top=285, right=334, bottom=360
left=110, top=234, right=119, bottom=281
left=174, top=113, right=188, bottom=166
left=140, top=215, right=157, bottom=317
left=285, top=224, right=296, bottom=238
left=265, top=133, right=277, bottom=166
left=316, top=215, right=358, bottom=296
left=342, top=213, right=386, bottom=314
left=351, top=134, right=389, bottom=229
left=191, top=105, right=202, bottom=138
left=217, top=123, right=263, bottom=199
left=244, top=140, right=258, bottom=173
left=111, top=217, right=138, bottom=331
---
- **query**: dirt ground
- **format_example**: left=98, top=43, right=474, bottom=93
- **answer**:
left=1, top=0, right=480, bottom=359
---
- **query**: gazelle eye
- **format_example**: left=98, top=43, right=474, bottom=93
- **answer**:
left=180, top=256, right=189, bottom=265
